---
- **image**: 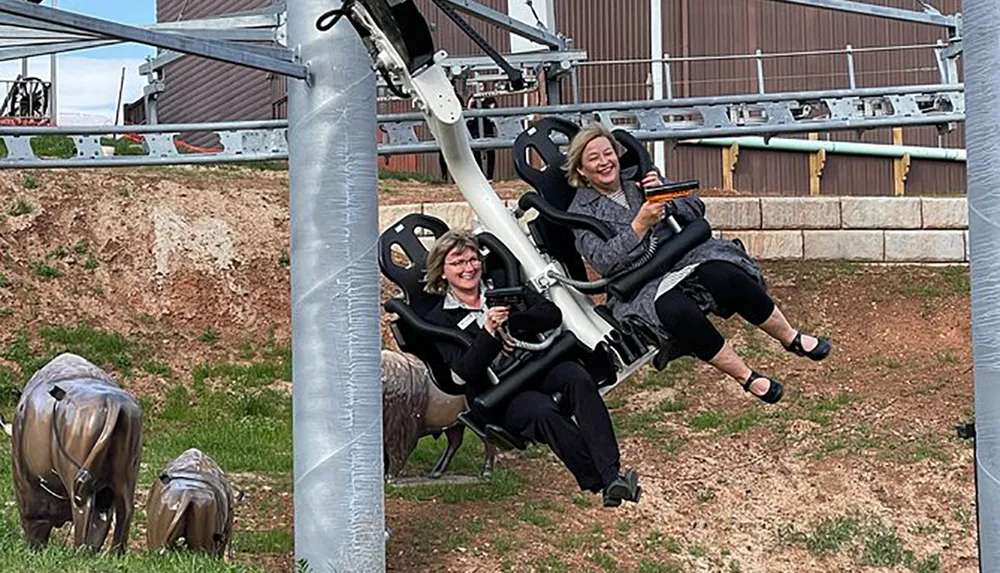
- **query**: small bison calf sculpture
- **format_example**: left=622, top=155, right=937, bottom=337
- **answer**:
left=146, top=448, right=235, bottom=557
left=12, top=352, right=143, bottom=552
left=382, top=349, right=495, bottom=481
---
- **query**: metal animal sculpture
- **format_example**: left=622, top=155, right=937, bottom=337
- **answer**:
left=382, top=349, right=495, bottom=481
left=145, top=448, right=235, bottom=557
left=11, top=353, right=143, bottom=553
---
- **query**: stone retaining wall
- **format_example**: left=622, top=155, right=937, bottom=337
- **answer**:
left=379, top=197, right=970, bottom=263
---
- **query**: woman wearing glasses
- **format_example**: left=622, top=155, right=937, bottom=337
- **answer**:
left=422, top=229, right=640, bottom=507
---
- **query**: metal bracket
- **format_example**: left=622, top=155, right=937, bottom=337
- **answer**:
left=764, top=0, right=960, bottom=30
left=0, top=0, right=306, bottom=78
left=439, top=0, right=567, bottom=50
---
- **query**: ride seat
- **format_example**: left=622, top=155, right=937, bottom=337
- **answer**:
left=378, top=213, right=581, bottom=450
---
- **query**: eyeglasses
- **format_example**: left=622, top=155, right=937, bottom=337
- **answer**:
left=445, top=257, right=482, bottom=269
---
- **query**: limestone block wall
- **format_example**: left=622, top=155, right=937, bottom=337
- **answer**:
left=379, top=197, right=971, bottom=263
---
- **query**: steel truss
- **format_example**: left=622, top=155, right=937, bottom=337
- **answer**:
left=0, top=83, right=962, bottom=168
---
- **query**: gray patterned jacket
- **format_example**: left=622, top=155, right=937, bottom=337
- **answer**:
left=566, top=179, right=765, bottom=330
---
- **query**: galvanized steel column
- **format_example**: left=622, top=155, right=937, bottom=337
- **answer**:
left=287, top=1, right=384, bottom=571
left=966, top=0, right=1000, bottom=569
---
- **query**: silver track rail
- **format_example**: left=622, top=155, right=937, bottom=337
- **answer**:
left=0, top=84, right=963, bottom=168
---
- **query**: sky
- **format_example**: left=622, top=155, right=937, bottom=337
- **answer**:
left=0, top=1, right=156, bottom=125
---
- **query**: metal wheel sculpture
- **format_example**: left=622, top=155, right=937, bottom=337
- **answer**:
left=1, top=76, right=49, bottom=119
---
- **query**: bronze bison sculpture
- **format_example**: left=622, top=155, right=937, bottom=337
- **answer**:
left=11, top=352, right=143, bottom=552
left=145, top=448, right=236, bottom=556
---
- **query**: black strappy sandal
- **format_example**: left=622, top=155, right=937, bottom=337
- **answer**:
left=743, top=371, right=784, bottom=404
left=783, top=332, right=832, bottom=362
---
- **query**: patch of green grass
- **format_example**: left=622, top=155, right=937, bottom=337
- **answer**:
left=387, top=468, right=523, bottom=504
left=656, top=398, right=687, bottom=413
left=690, top=410, right=725, bottom=431
left=516, top=503, right=556, bottom=529
left=142, top=360, right=173, bottom=377
left=378, top=168, right=437, bottom=184
left=638, top=561, right=683, bottom=573
left=530, top=553, right=569, bottom=573
left=779, top=513, right=942, bottom=572
left=232, top=529, right=293, bottom=554
left=8, top=197, right=33, bottom=217
left=239, top=339, right=257, bottom=360
left=39, top=324, right=140, bottom=375
left=0, top=366, right=20, bottom=408
left=198, top=327, right=218, bottom=343
left=30, top=260, right=59, bottom=280
left=613, top=408, right=685, bottom=455
left=604, top=396, right=625, bottom=410
left=737, top=323, right=778, bottom=360
left=278, top=251, right=290, bottom=267
left=47, top=246, right=67, bottom=260
left=590, top=550, right=619, bottom=571
left=571, top=493, right=592, bottom=507
left=723, top=411, right=761, bottom=435
left=22, top=175, right=37, bottom=190
left=939, top=265, right=969, bottom=295
left=72, top=240, right=88, bottom=255
left=637, top=357, right=694, bottom=389
left=191, top=357, right=290, bottom=390
left=807, top=514, right=861, bottom=558
left=697, top=489, right=717, bottom=503
left=100, top=136, right=145, bottom=156
left=936, top=352, right=959, bottom=365
left=84, top=257, right=99, bottom=271
left=869, top=356, right=902, bottom=369
left=144, top=384, right=291, bottom=480
left=0, top=273, right=9, bottom=289
left=688, top=544, right=707, bottom=558
left=31, top=134, right=75, bottom=158
left=465, top=516, right=484, bottom=535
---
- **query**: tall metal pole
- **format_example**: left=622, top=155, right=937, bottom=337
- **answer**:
left=287, top=1, right=384, bottom=571
left=49, top=0, right=57, bottom=124
left=966, top=0, right=1000, bottom=570
left=649, top=0, right=665, bottom=172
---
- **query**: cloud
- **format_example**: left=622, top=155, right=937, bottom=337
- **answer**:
left=0, top=55, right=146, bottom=125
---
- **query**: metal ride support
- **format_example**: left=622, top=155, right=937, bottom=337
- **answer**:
left=965, top=0, right=999, bottom=570
left=287, top=1, right=384, bottom=571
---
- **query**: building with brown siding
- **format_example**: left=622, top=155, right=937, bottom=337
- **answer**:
left=154, top=0, right=965, bottom=196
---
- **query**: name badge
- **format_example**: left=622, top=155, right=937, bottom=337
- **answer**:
left=457, top=314, right=477, bottom=330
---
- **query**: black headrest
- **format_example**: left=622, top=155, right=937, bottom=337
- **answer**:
left=512, top=116, right=580, bottom=210
left=613, top=128, right=654, bottom=183
left=512, top=117, right=658, bottom=281
left=378, top=213, right=449, bottom=317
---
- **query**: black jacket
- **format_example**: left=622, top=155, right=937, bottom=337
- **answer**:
left=425, top=287, right=561, bottom=398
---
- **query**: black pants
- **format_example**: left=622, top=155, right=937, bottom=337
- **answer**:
left=502, top=361, right=620, bottom=492
left=654, top=260, right=776, bottom=362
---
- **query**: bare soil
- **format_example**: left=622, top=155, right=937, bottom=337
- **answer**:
left=0, top=166, right=977, bottom=573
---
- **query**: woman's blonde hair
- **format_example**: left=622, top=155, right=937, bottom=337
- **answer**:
left=564, top=123, right=625, bottom=188
left=423, top=229, right=481, bottom=294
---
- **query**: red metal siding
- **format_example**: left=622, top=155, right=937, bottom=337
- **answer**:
left=157, top=1, right=966, bottom=196
left=156, top=0, right=277, bottom=146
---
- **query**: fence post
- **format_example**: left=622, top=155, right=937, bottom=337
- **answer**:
left=755, top=49, right=765, bottom=94
left=892, top=127, right=910, bottom=196
left=807, top=132, right=825, bottom=196
left=846, top=44, right=857, bottom=89
left=664, top=53, right=673, bottom=99
left=722, top=142, right=739, bottom=189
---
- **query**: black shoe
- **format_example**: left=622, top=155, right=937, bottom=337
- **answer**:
left=653, top=342, right=691, bottom=371
left=783, top=332, right=832, bottom=362
left=742, top=371, right=783, bottom=404
left=603, top=469, right=641, bottom=507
